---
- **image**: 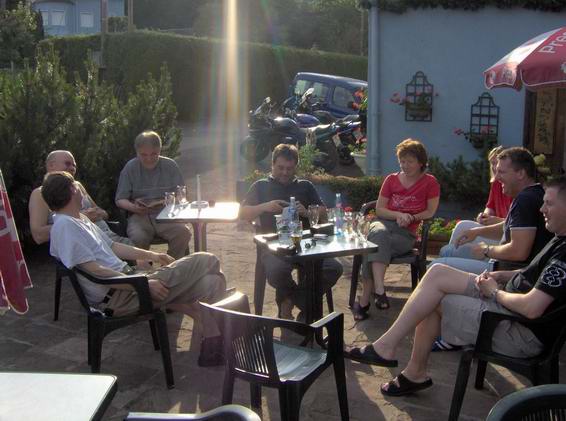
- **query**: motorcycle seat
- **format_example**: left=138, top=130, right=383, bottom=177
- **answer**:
left=310, top=124, right=334, bottom=136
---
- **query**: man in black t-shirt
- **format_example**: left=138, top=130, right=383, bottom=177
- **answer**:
left=240, top=144, right=343, bottom=319
left=346, top=176, right=566, bottom=399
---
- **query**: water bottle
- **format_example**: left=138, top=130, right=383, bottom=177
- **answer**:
left=335, top=193, right=344, bottom=235
left=289, top=196, right=297, bottom=222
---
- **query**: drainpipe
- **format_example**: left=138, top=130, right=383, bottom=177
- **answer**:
left=359, top=0, right=380, bottom=175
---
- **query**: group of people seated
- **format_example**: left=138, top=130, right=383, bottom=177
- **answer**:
left=31, top=130, right=566, bottom=401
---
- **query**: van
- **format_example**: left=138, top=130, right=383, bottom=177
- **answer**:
left=288, top=72, right=367, bottom=118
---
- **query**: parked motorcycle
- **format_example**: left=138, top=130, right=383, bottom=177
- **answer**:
left=281, top=90, right=362, bottom=166
left=240, top=97, right=339, bottom=171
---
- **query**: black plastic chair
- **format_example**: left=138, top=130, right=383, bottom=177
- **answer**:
left=201, top=293, right=349, bottom=421
left=125, top=404, right=261, bottom=421
left=348, top=200, right=432, bottom=307
left=486, top=384, right=566, bottom=421
left=53, top=220, right=123, bottom=321
left=448, top=304, right=566, bottom=421
left=55, top=260, right=175, bottom=389
left=252, top=228, right=334, bottom=317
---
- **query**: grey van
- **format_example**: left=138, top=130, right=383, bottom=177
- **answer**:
left=288, top=72, right=367, bottom=118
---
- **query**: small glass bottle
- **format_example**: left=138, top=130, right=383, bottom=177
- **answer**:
left=335, top=193, right=344, bottom=235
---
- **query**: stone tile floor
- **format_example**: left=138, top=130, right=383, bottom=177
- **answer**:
left=3, top=224, right=561, bottom=420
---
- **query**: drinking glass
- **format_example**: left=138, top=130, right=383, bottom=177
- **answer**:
left=307, top=205, right=320, bottom=227
left=164, top=192, right=176, bottom=216
left=356, top=214, right=372, bottom=243
left=276, top=214, right=291, bottom=244
left=344, top=211, right=353, bottom=235
left=290, top=220, right=303, bottom=248
left=176, top=185, right=187, bottom=205
left=327, top=208, right=336, bottom=224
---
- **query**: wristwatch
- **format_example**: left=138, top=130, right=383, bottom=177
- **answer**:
left=483, top=244, right=490, bottom=258
left=490, top=288, right=499, bottom=302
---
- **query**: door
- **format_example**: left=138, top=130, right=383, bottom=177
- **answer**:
left=524, top=88, right=566, bottom=175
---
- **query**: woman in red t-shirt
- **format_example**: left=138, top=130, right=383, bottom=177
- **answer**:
left=443, top=146, right=512, bottom=250
left=353, top=139, right=440, bottom=320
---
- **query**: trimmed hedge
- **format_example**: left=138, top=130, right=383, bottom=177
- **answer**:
left=377, top=0, right=566, bottom=13
left=41, top=31, right=368, bottom=121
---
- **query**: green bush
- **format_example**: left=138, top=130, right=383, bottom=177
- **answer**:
left=40, top=31, right=368, bottom=120
left=108, top=16, right=129, bottom=33
left=428, top=156, right=490, bottom=206
left=0, top=48, right=181, bottom=245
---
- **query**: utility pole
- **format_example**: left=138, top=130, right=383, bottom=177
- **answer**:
left=100, top=0, right=108, bottom=70
left=127, top=0, right=133, bottom=31
left=359, top=0, right=380, bottom=175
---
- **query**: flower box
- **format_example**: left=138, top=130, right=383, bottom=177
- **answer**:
left=351, top=152, right=366, bottom=174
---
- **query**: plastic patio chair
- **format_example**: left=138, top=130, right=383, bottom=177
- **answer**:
left=53, top=220, right=123, bottom=321
left=486, top=384, right=566, bottom=421
left=125, top=404, right=261, bottom=421
left=348, top=200, right=432, bottom=307
left=201, top=293, right=349, bottom=421
left=448, top=303, right=566, bottom=421
left=55, top=260, right=175, bottom=389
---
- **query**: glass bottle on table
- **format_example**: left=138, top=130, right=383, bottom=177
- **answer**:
left=334, top=193, right=344, bottom=235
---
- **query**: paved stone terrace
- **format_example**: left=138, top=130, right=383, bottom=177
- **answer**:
left=2, top=123, right=564, bottom=420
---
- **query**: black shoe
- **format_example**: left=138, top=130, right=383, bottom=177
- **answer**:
left=198, top=336, right=225, bottom=367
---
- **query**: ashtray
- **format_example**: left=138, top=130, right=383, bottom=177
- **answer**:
left=190, top=200, right=209, bottom=209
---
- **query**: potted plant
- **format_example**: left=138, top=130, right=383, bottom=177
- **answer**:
left=453, top=127, right=498, bottom=150
left=390, top=91, right=434, bottom=120
left=422, top=218, right=458, bottom=254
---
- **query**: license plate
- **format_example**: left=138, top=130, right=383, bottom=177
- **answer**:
left=332, top=134, right=341, bottom=146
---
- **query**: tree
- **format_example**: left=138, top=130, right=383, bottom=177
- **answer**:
left=0, top=2, right=43, bottom=68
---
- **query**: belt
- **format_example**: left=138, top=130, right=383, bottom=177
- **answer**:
left=102, top=288, right=116, bottom=304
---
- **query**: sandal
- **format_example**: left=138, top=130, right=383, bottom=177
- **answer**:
left=351, top=300, right=370, bottom=321
left=381, top=373, right=433, bottom=397
left=345, top=345, right=398, bottom=367
left=431, top=336, right=463, bottom=352
left=373, top=292, right=390, bottom=310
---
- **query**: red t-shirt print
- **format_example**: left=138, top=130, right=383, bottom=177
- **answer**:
left=379, top=172, right=441, bottom=234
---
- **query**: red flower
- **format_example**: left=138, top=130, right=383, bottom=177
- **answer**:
left=344, top=206, right=353, bottom=212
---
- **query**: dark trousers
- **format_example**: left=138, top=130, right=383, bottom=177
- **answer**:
left=260, top=250, right=342, bottom=311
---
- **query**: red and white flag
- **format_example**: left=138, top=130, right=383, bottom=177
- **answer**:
left=0, top=169, right=32, bottom=315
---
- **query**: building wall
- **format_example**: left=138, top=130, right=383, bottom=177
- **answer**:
left=375, top=7, right=566, bottom=174
left=33, top=0, right=124, bottom=36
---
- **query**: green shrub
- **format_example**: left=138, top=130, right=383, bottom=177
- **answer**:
left=108, top=16, right=129, bottom=33
left=428, top=156, right=490, bottom=207
left=0, top=48, right=181, bottom=245
left=41, top=31, right=368, bottom=120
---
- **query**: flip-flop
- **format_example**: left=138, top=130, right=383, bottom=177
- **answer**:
left=373, top=292, right=390, bottom=310
left=431, top=337, right=463, bottom=352
left=346, top=345, right=398, bottom=367
left=381, top=373, right=433, bottom=397
left=351, top=301, right=370, bottom=321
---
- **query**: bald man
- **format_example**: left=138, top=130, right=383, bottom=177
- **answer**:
left=29, top=150, right=131, bottom=245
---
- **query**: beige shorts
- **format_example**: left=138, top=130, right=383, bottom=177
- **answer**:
left=441, top=275, right=543, bottom=358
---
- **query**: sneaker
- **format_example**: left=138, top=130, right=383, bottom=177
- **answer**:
left=197, top=335, right=225, bottom=367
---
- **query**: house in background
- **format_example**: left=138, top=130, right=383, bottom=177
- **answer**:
left=362, top=4, right=566, bottom=175
left=31, top=0, right=124, bottom=36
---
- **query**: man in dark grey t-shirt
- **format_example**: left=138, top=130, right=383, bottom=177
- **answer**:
left=240, top=144, right=342, bottom=319
left=115, top=131, right=191, bottom=259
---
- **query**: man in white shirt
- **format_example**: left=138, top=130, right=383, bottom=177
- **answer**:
left=43, top=171, right=226, bottom=367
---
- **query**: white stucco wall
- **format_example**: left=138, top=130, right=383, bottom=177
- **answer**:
left=374, top=7, right=566, bottom=174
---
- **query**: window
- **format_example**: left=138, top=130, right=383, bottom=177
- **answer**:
left=51, top=10, right=65, bottom=27
left=311, top=82, right=329, bottom=101
left=293, top=79, right=310, bottom=96
left=80, top=12, right=94, bottom=28
left=332, top=86, right=355, bottom=109
left=40, top=11, right=49, bottom=26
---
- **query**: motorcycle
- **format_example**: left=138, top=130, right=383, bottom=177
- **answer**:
left=240, top=97, right=339, bottom=171
left=281, top=89, right=362, bottom=166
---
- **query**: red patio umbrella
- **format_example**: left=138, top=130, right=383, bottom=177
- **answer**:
left=0, top=169, right=32, bottom=315
left=484, top=27, right=566, bottom=91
